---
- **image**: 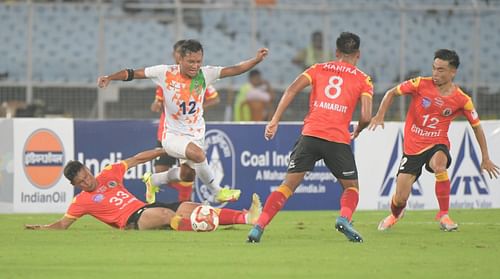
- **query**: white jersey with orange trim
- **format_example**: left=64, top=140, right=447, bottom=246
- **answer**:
left=145, top=65, right=222, bottom=140
left=155, top=85, right=219, bottom=142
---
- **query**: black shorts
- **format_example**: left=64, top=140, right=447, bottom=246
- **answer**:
left=397, top=144, right=452, bottom=180
left=125, top=202, right=182, bottom=230
left=287, top=135, right=358, bottom=180
left=154, top=140, right=177, bottom=167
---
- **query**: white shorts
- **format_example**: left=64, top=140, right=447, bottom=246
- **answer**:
left=162, top=133, right=204, bottom=168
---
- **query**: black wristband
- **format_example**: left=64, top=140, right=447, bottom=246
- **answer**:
left=124, top=68, right=134, bottom=81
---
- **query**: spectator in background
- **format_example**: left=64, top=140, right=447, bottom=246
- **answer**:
left=233, top=69, right=275, bottom=121
left=1, top=101, right=26, bottom=118
left=292, top=31, right=334, bottom=70
left=1, top=100, right=46, bottom=118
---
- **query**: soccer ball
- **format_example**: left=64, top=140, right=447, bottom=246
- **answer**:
left=190, top=204, right=219, bottom=232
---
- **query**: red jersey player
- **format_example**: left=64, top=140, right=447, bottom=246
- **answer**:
left=369, top=49, right=499, bottom=232
left=24, top=148, right=262, bottom=231
left=247, top=32, right=373, bottom=243
left=146, top=40, right=220, bottom=204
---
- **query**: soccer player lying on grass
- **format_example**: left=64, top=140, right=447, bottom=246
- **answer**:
left=25, top=148, right=262, bottom=231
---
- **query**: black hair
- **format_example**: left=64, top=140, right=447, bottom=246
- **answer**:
left=173, top=39, right=187, bottom=52
left=64, top=160, right=84, bottom=183
left=336, top=32, right=360, bottom=55
left=312, top=31, right=322, bottom=38
left=434, top=49, right=460, bottom=69
left=249, top=69, right=261, bottom=77
left=178, top=39, right=204, bottom=57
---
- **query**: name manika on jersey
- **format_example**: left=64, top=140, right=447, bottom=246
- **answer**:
left=65, top=162, right=145, bottom=229
left=302, top=61, right=373, bottom=144
left=154, top=85, right=219, bottom=142
left=396, top=76, right=481, bottom=155
left=145, top=65, right=222, bottom=140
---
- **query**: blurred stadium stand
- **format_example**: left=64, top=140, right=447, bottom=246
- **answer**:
left=0, top=0, right=499, bottom=120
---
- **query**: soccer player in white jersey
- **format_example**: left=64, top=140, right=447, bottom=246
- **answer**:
left=97, top=40, right=268, bottom=203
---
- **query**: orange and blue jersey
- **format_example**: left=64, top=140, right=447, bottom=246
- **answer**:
left=396, top=76, right=480, bottom=155
left=65, top=162, right=145, bottom=229
left=301, top=61, right=373, bottom=144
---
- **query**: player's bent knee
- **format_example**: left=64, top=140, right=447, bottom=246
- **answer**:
left=160, top=208, right=175, bottom=219
left=155, top=165, right=171, bottom=173
left=138, top=208, right=176, bottom=230
left=190, top=153, right=206, bottom=163
left=176, top=202, right=199, bottom=218
left=186, top=144, right=206, bottom=163
left=433, top=167, right=447, bottom=174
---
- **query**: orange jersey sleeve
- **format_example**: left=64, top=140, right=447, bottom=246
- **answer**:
left=396, top=76, right=422, bottom=96
left=65, top=195, right=88, bottom=219
left=157, top=112, right=165, bottom=141
left=460, top=92, right=481, bottom=127
left=155, top=86, right=164, bottom=101
left=204, top=85, right=218, bottom=100
left=360, top=75, right=374, bottom=98
left=155, top=86, right=166, bottom=141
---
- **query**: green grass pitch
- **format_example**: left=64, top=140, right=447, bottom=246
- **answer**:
left=1, top=209, right=500, bottom=279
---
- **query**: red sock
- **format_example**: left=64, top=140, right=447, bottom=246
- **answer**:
left=170, top=216, right=194, bottom=231
left=391, top=197, right=406, bottom=218
left=218, top=208, right=246, bottom=225
left=339, top=187, right=359, bottom=221
left=177, top=187, right=192, bottom=202
left=256, top=185, right=293, bottom=229
left=170, top=182, right=193, bottom=202
left=435, top=171, right=450, bottom=219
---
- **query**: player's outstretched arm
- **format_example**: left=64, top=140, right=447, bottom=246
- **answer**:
left=471, top=125, right=500, bottom=179
left=97, top=68, right=147, bottom=88
left=25, top=216, right=76, bottom=230
left=219, top=48, right=269, bottom=78
left=265, top=74, right=309, bottom=140
left=124, top=148, right=167, bottom=169
left=352, top=95, right=373, bottom=139
left=369, top=87, right=398, bottom=131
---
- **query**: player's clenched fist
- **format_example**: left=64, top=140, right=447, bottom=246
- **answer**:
left=97, top=75, right=110, bottom=88
left=255, top=48, right=269, bottom=62
left=264, top=121, right=278, bottom=141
